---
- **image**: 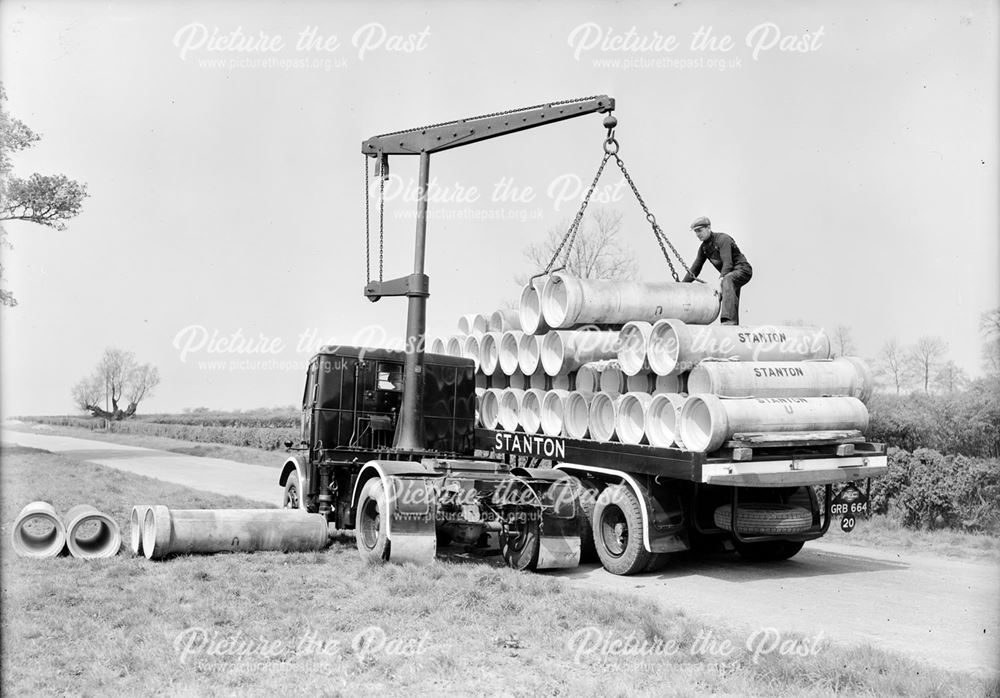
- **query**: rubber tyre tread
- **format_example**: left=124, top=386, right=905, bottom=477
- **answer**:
left=713, top=503, right=812, bottom=535
left=592, top=484, right=652, bottom=576
left=500, top=507, right=541, bottom=572
left=283, top=471, right=301, bottom=510
left=356, top=478, right=391, bottom=563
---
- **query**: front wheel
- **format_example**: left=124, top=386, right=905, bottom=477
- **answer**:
left=283, top=471, right=301, bottom=510
left=592, top=484, right=651, bottom=576
left=355, top=478, right=390, bottom=563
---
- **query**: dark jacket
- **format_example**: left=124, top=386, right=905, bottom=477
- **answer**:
left=682, top=231, right=752, bottom=281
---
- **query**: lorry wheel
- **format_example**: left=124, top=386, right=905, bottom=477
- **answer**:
left=500, top=507, right=540, bottom=571
left=355, top=478, right=390, bottom=563
left=733, top=539, right=805, bottom=562
left=283, top=471, right=301, bottom=510
left=713, top=503, right=812, bottom=536
left=577, top=480, right=600, bottom=563
left=592, top=484, right=651, bottom=576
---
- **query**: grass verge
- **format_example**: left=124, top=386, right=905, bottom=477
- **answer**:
left=2, top=445, right=996, bottom=696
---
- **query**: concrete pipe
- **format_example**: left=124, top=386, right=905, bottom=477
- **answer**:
left=576, top=360, right=612, bottom=393
left=687, top=356, right=874, bottom=402
left=646, top=393, right=688, bottom=448
left=564, top=391, right=596, bottom=439
left=479, top=332, right=503, bottom=375
left=508, top=373, right=528, bottom=390
left=446, top=335, right=464, bottom=358
left=130, top=505, right=152, bottom=556
left=429, top=337, right=446, bottom=355
left=541, top=272, right=721, bottom=328
left=528, top=370, right=547, bottom=390
left=653, top=373, right=681, bottom=394
left=457, top=313, right=488, bottom=336
left=499, top=331, right=524, bottom=375
left=541, top=330, right=620, bottom=376
left=489, top=309, right=521, bottom=333
left=519, top=388, right=549, bottom=434
left=475, top=373, right=488, bottom=391
left=679, top=395, right=870, bottom=453
left=615, top=392, right=655, bottom=445
left=518, top=278, right=551, bottom=335
left=498, top=388, right=527, bottom=432
left=647, top=319, right=832, bottom=376
left=598, top=361, right=626, bottom=394
left=626, top=372, right=656, bottom=393
left=517, top=333, right=543, bottom=375
left=480, top=388, right=504, bottom=429
left=540, top=389, right=572, bottom=436
left=617, top=321, right=653, bottom=376
left=490, top=373, right=510, bottom=389
left=462, top=335, right=482, bottom=371
left=63, top=504, right=121, bottom=559
left=588, top=392, right=626, bottom=443
left=143, top=506, right=329, bottom=560
left=11, top=501, right=66, bottom=559
left=551, top=372, right=573, bottom=391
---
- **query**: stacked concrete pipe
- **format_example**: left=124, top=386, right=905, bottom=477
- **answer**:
left=541, top=330, right=620, bottom=376
left=480, top=388, right=504, bottom=429
left=518, top=388, right=549, bottom=434
left=446, top=336, right=464, bottom=358
left=687, top=357, right=874, bottom=401
left=498, top=389, right=527, bottom=432
left=679, top=395, right=870, bottom=453
left=540, top=272, right=721, bottom=328
left=646, top=393, right=688, bottom=448
left=518, top=278, right=551, bottom=335
left=615, top=392, right=655, bottom=445
left=540, top=389, right=572, bottom=436
left=499, top=331, right=524, bottom=375
left=588, top=392, right=624, bottom=442
left=457, top=313, right=488, bottom=336
left=563, top=391, right=596, bottom=439
left=462, top=335, right=482, bottom=372
left=11, top=501, right=67, bottom=559
left=648, top=320, right=832, bottom=376
left=617, top=321, right=654, bottom=375
left=517, top=333, right=543, bottom=375
left=479, top=332, right=503, bottom=375
left=142, top=506, right=329, bottom=560
left=488, top=309, right=521, bottom=333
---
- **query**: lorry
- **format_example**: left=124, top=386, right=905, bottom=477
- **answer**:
left=277, top=96, right=888, bottom=575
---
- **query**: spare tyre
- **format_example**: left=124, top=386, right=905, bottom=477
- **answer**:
left=713, top=503, right=812, bottom=536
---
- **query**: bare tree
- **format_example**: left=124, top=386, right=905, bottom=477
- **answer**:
left=933, top=360, right=968, bottom=394
left=981, top=308, right=1000, bottom=377
left=831, top=325, right=856, bottom=358
left=72, top=347, right=160, bottom=420
left=877, top=339, right=908, bottom=395
left=908, top=336, right=948, bottom=393
left=519, top=206, right=637, bottom=284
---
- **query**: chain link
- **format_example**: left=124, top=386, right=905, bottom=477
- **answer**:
left=372, top=96, right=606, bottom=139
left=364, top=157, right=371, bottom=282
left=545, top=150, right=613, bottom=273
left=378, top=168, right=385, bottom=282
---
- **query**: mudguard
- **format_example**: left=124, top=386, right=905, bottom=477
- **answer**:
left=496, top=468, right=583, bottom=569
left=279, top=455, right=309, bottom=510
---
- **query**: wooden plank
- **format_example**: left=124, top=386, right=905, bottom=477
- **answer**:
left=725, top=430, right=865, bottom=448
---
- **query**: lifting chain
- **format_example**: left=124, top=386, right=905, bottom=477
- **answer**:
left=363, top=156, right=386, bottom=283
left=544, top=150, right=613, bottom=274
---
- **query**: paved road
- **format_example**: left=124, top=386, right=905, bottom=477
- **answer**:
left=3, top=427, right=997, bottom=676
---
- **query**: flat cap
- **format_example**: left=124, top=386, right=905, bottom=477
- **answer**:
left=690, top=216, right=711, bottom=230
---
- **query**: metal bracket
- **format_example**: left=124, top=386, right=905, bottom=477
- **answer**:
left=364, top=273, right=430, bottom=301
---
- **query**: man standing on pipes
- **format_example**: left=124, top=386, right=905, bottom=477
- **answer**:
left=681, top=216, right=753, bottom=325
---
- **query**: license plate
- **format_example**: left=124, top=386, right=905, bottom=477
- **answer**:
left=830, top=484, right=869, bottom=516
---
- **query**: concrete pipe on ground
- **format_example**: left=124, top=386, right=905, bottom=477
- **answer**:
left=130, top=505, right=152, bottom=556
left=479, top=332, right=503, bottom=375
left=63, top=504, right=121, bottom=559
left=687, top=356, right=874, bottom=402
left=498, top=388, right=527, bottom=432
left=646, top=393, right=688, bottom=448
left=457, top=313, right=488, bottom=336
left=679, top=395, right=870, bottom=453
left=540, top=272, right=721, bottom=328
left=499, top=331, right=524, bottom=375
left=446, top=336, right=464, bottom=358
left=11, top=501, right=66, bottom=559
left=489, top=309, right=521, bottom=333
left=541, top=330, right=620, bottom=376
left=615, top=392, right=654, bottom=445
left=563, top=391, right=596, bottom=439
left=143, top=506, right=329, bottom=560
left=519, top=388, right=549, bottom=434
left=617, top=321, right=654, bottom=376
left=540, top=389, right=572, bottom=436
left=480, top=388, right=504, bottom=429
left=518, top=278, right=551, bottom=336
left=517, top=333, right=543, bottom=375
left=462, top=335, right=482, bottom=372
left=647, top=320, right=832, bottom=376
left=588, top=392, right=627, bottom=442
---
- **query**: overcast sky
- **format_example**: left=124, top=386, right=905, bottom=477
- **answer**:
left=1, top=0, right=996, bottom=415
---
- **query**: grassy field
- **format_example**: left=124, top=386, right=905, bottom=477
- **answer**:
left=2, top=445, right=997, bottom=696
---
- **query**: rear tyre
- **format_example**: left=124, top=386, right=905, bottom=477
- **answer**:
left=592, top=484, right=651, bottom=576
left=283, top=471, right=301, bottom=510
left=733, top=539, right=805, bottom=562
left=355, top=478, right=390, bottom=563
left=500, top=506, right=540, bottom=571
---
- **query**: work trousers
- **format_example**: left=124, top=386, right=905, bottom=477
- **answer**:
left=719, top=267, right=752, bottom=325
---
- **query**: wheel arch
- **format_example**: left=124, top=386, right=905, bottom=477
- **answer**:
left=280, top=455, right=309, bottom=510
left=554, top=464, right=654, bottom=552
